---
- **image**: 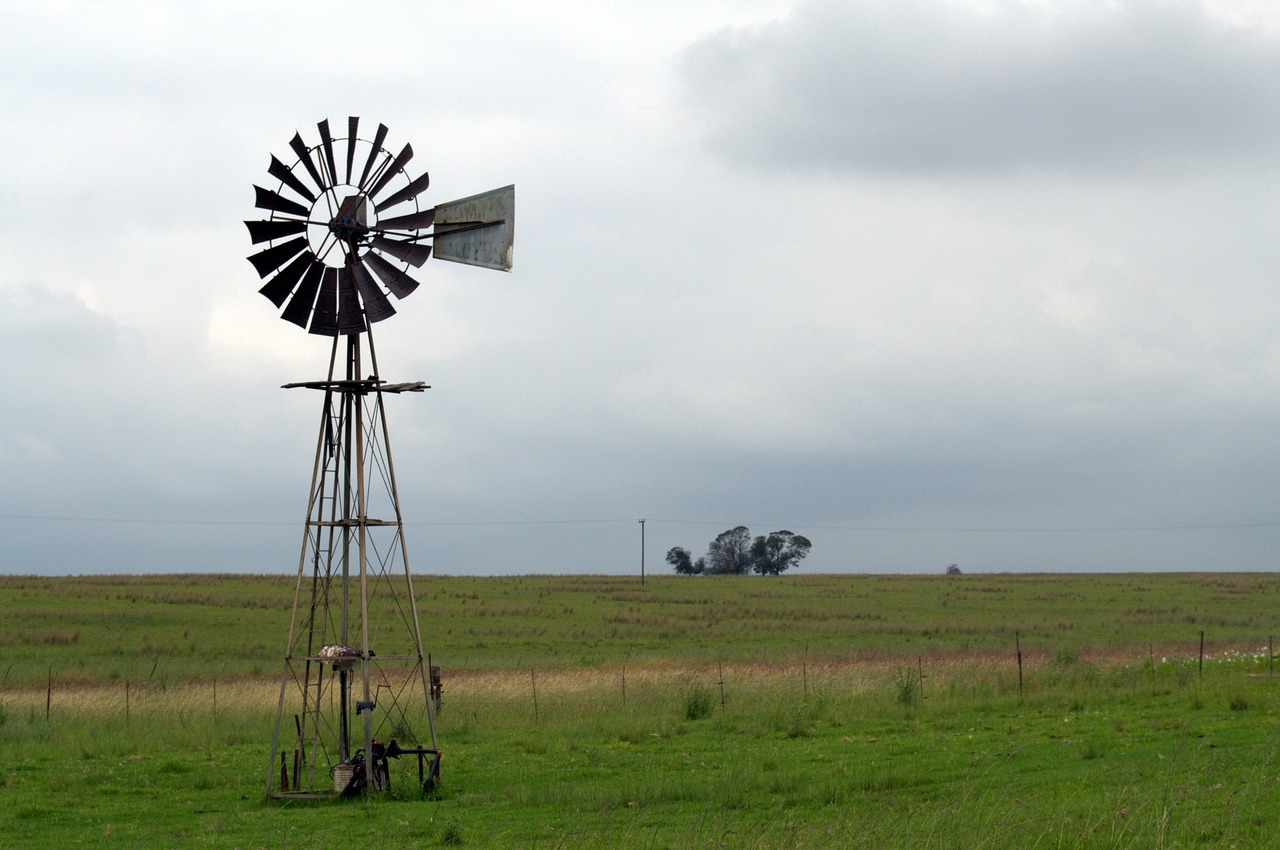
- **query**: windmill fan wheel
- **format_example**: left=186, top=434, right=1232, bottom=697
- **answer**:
left=245, top=117, right=435, bottom=336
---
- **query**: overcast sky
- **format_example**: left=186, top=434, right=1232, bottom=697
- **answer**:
left=4, top=0, right=1280, bottom=576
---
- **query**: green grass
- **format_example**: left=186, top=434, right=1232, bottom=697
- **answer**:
left=4, top=657, right=1280, bottom=847
left=4, top=572, right=1280, bottom=687
left=4, top=572, right=1280, bottom=847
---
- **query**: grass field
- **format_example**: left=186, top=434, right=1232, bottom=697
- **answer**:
left=5, top=572, right=1279, bottom=684
left=3, top=572, right=1280, bottom=847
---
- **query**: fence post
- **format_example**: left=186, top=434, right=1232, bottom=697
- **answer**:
left=46, top=665, right=52, bottom=719
left=1016, top=632, right=1023, bottom=697
left=530, top=668, right=539, bottom=723
left=802, top=643, right=809, bottom=703
left=1199, top=631, right=1205, bottom=678
left=718, top=660, right=726, bottom=709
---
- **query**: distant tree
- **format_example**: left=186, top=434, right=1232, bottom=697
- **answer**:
left=666, top=547, right=703, bottom=575
left=946, top=564, right=962, bottom=575
left=705, top=526, right=754, bottom=574
left=669, top=526, right=812, bottom=576
left=749, top=530, right=812, bottom=575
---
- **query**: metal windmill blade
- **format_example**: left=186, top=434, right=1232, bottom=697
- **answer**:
left=247, top=118, right=517, bottom=335
left=244, top=118, right=439, bottom=336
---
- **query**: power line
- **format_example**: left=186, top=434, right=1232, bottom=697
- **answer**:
left=0, top=513, right=630, bottom=528
left=0, top=514, right=292, bottom=527
left=648, top=519, right=1280, bottom=533
left=0, top=513, right=1276, bottom=534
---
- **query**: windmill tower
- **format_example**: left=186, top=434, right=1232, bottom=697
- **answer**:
left=244, top=117, right=513, bottom=798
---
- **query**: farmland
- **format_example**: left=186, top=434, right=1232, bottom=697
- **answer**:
left=3, top=572, right=1280, bottom=847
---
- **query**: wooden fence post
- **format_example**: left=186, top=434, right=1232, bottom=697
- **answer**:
left=531, top=668, right=539, bottom=723
left=1016, top=632, right=1023, bottom=697
left=802, top=643, right=809, bottom=703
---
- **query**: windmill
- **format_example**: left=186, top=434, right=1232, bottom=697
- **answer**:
left=245, top=117, right=513, bottom=799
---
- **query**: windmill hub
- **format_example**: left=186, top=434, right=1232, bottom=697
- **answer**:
left=324, top=192, right=372, bottom=257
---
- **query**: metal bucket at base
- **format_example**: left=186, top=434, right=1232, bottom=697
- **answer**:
left=332, top=763, right=354, bottom=793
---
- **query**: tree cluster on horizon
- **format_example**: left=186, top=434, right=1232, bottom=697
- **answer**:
left=666, top=526, right=812, bottom=576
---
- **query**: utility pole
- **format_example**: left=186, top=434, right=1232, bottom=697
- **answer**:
left=638, top=518, right=646, bottom=586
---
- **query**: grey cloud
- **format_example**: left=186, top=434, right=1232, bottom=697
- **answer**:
left=680, top=0, right=1280, bottom=174
left=7, top=1, right=1280, bottom=578
left=0, top=283, right=137, bottom=365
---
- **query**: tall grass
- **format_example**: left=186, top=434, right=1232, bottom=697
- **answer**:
left=5, top=572, right=1280, bottom=687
